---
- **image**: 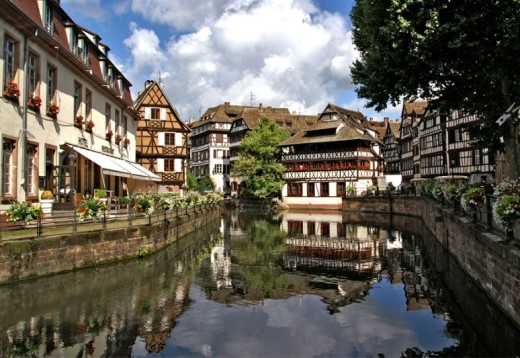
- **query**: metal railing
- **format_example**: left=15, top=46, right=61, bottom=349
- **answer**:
left=0, top=200, right=220, bottom=241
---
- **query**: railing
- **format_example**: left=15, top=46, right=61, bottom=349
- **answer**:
left=0, top=201, right=220, bottom=241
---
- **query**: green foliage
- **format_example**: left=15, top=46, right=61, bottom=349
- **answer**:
left=186, top=173, right=215, bottom=192
left=94, top=189, right=107, bottom=198
left=232, top=117, right=291, bottom=199
left=186, top=172, right=199, bottom=191
left=137, top=247, right=151, bottom=258
left=5, top=202, right=43, bottom=224
left=351, top=0, right=520, bottom=178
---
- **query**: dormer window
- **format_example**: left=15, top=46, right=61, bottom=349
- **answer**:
left=45, top=3, right=54, bottom=34
left=71, top=31, right=78, bottom=55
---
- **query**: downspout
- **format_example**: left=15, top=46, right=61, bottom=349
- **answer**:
left=20, top=34, right=30, bottom=202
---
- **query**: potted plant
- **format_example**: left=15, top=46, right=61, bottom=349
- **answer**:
left=47, top=102, right=59, bottom=116
left=40, top=190, right=54, bottom=214
left=347, top=186, right=356, bottom=197
left=3, top=81, right=20, bottom=99
left=493, top=194, right=520, bottom=240
left=5, top=201, right=43, bottom=225
left=106, top=129, right=114, bottom=141
left=77, top=198, right=106, bottom=222
left=115, top=134, right=123, bottom=145
left=133, top=195, right=154, bottom=217
left=94, top=188, right=108, bottom=203
left=123, top=137, right=130, bottom=148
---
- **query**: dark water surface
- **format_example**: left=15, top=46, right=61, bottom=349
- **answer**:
left=0, top=208, right=517, bottom=357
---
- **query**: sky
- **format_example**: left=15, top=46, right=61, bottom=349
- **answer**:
left=60, top=0, right=402, bottom=123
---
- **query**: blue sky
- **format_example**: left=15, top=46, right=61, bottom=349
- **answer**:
left=60, top=0, right=401, bottom=122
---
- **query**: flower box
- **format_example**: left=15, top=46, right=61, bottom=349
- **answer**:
left=85, top=120, right=95, bottom=132
left=47, top=103, right=59, bottom=117
left=28, top=96, right=42, bottom=111
left=123, top=138, right=130, bottom=148
left=115, top=134, right=123, bottom=145
left=75, top=115, right=84, bottom=128
left=106, top=130, right=114, bottom=141
left=3, top=82, right=20, bottom=100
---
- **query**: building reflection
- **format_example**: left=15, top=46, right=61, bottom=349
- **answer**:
left=0, top=222, right=221, bottom=357
left=201, top=209, right=440, bottom=316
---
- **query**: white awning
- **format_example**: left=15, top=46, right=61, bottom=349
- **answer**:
left=67, top=144, right=161, bottom=182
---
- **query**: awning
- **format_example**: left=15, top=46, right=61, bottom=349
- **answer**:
left=67, top=144, right=161, bottom=182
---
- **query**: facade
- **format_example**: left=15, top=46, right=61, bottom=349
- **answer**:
left=134, top=80, right=190, bottom=194
left=279, top=103, right=383, bottom=209
left=0, top=0, right=159, bottom=210
left=188, top=102, right=235, bottom=194
left=446, top=110, right=495, bottom=183
left=227, top=103, right=317, bottom=197
left=417, top=107, right=448, bottom=178
left=382, top=120, right=401, bottom=174
left=399, top=101, right=428, bottom=181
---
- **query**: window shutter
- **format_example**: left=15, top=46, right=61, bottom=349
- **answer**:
left=158, top=132, right=165, bottom=146
left=175, top=133, right=182, bottom=146
left=144, top=107, right=151, bottom=119
left=160, top=108, right=167, bottom=121
left=157, top=158, right=164, bottom=172
left=175, top=159, right=182, bottom=172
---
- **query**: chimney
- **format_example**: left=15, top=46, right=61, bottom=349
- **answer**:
left=224, top=101, right=230, bottom=107
left=259, top=103, right=263, bottom=110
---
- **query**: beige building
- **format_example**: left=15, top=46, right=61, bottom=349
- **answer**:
left=0, top=0, right=159, bottom=210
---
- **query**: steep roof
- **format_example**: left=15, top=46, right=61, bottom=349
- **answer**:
left=389, top=122, right=401, bottom=138
left=279, top=103, right=377, bottom=146
left=402, top=100, right=428, bottom=116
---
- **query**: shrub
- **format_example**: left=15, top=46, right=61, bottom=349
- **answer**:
left=77, top=199, right=106, bottom=221
left=94, top=189, right=107, bottom=199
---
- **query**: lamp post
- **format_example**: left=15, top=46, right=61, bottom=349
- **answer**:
left=450, top=158, right=455, bottom=180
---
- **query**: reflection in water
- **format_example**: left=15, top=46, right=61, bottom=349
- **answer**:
left=1, top=208, right=514, bottom=357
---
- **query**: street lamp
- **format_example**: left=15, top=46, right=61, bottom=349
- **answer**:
left=450, top=158, right=456, bottom=180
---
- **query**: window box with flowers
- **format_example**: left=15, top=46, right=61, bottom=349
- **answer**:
left=5, top=201, right=43, bottom=225
left=77, top=198, right=106, bottom=222
left=85, top=120, right=95, bottom=132
left=28, top=96, right=42, bottom=110
left=123, top=137, right=130, bottom=148
left=106, top=129, right=114, bottom=141
left=47, top=103, right=59, bottom=117
left=115, top=134, right=123, bottom=145
left=74, top=115, right=84, bottom=128
left=133, top=195, right=154, bottom=218
left=3, top=81, right=20, bottom=101
left=493, top=194, right=520, bottom=241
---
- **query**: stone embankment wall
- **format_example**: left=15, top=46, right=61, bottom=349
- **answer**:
left=342, top=196, right=520, bottom=329
left=0, top=205, right=221, bottom=285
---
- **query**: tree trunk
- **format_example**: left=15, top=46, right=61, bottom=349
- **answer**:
left=497, top=120, right=520, bottom=184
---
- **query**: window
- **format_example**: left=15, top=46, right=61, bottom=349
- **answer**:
left=307, top=183, right=315, bottom=197
left=85, top=89, right=92, bottom=119
left=81, top=39, right=88, bottom=65
left=213, top=164, right=223, bottom=174
left=2, top=139, right=15, bottom=196
left=288, top=182, right=302, bottom=196
left=105, top=103, right=111, bottom=131
left=26, top=144, right=37, bottom=196
left=307, top=222, right=315, bottom=235
left=74, top=82, right=82, bottom=116
left=45, top=4, right=54, bottom=34
left=123, top=115, right=128, bottom=136
left=165, top=133, right=175, bottom=146
left=115, top=109, right=120, bottom=133
left=3, top=37, right=16, bottom=84
left=151, top=108, right=160, bottom=120
left=47, top=65, right=57, bottom=104
left=71, top=30, right=78, bottom=55
left=165, top=159, right=175, bottom=172
left=320, top=182, right=329, bottom=197
left=474, top=149, right=481, bottom=166
left=337, top=182, right=345, bottom=197
left=321, top=222, right=330, bottom=237
left=28, top=53, right=40, bottom=97
left=288, top=221, right=303, bottom=235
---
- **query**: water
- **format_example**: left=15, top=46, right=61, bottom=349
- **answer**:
left=0, top=208, right=514, bottom=357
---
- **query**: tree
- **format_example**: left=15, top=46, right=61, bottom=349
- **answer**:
left=351, top=0, right=520, bottom=181
left=186, top=172, right=215, bottom=192
left=231, top=117, right=291, bottom=199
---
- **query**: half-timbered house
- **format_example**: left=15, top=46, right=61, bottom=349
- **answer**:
left=418, top=106, right=448, bottom=178
left=228, top=103, right=317, bottom=197
left=382, top=120, right=401, bottom=174
left=279, top=103, right=383, bottom=209
left=189, top=102, right=234, bottom=193
left=134, top=80, right=190, bottom=193
left=399, top=101, right=428, bottom=182
left=446, top=110, right=495, bottom=182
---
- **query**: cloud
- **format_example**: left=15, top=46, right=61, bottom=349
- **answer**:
left=120, top=0, right=359, bottom=121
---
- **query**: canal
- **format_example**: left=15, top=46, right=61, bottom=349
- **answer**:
left=0, top=208, right=518, bottom=357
